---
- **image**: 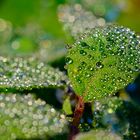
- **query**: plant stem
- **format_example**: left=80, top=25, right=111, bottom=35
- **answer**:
left=68, top=96, right=84, bottom=140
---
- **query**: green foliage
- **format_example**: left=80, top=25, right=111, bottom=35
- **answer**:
left=66, top=24, right=140, bottom=102
left=0, top=93, right=67, bottom=139
left=92, top=97, right=123, bottom=129
left=90, top=96, right=140, bottom=139
left=115, top=101, right=140, bottom=139
left=78, top=97, right=123, bottom=132
left=75, top=130, right=122, bottom=140
left=63, top=96, right=72, bottom=115
left=0, top=56, right=68, bottom=92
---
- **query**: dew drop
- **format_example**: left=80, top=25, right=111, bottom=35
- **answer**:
left=90, top=67, right=94, bottom=71
left=69, top=50, right=75, bottom=55
left=76, top=78, right=82, bottom=84
left=78, top=66, right=82, bottom=71
left=81, top=61, right=87, bottom=67
left=79, top=50, right=87, bottom=56
left=90, top=46, right=96, bottom=51
left=86, top=73, right=91, bottom=78
left=65, top=57, right=73, bottom=64
left=80, top=42, right=89, bottom=48
left=87, top=54, right=94, bottom=60
left=96, top=62, right=104, bottom=69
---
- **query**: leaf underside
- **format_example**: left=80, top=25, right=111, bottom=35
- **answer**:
left=66, top=24, right=140, bottom=102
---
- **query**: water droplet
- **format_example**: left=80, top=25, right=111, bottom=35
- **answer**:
left=65, top=57, right=73, bottom=64
left=75, top=76, right=82, bottom=84
left=70, top=50, right=75, bottom=54
left=87, top=54, right=94, bottom=60
left=78, top=66, right=82, bottom=71
left=90, top=46, right=96, bottom=51
left=80, top=42, right=89, bottom=48
left=86, top=73, right=91, bottom=78
left=81, top=61, right=87, bottom=67
left=96, top=62, right=104, bottom=69
left=90, top=67, right=94, bottom=71
left=79, top=50, right=87, bottom=56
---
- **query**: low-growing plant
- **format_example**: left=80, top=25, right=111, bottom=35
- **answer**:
left=66, top=24, right=140, bottom=138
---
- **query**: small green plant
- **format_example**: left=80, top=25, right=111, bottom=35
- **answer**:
left=66, top=24, right=140, bottom=137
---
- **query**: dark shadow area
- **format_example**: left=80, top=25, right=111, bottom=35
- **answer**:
left=50, top=57, right=66, bottom=72
left=16, top=133, right=68, bottom=140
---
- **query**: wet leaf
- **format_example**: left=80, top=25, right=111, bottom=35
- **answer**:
left=0, top=93, right=67, bottom=139
left=66, top=24, right=140, bottom=102
left=0, top=56, right=68, bottom=92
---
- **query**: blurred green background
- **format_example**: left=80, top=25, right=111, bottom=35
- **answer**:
left=0, top=0, right=140, bottom=57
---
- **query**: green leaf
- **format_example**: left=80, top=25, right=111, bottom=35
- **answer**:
left=75, top=130, right=122, bottom=140
left=0, top=56, right=68, bottom=92
left=63, top=96, right=72, bottom=115
left=66, top=24, right=140, bottom=102
left=0, top=93, right=67, bottom=139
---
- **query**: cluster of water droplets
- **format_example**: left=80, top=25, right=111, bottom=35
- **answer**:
left=58, top=4, right=106, bottom=38
left=0, top=93, right=67, bottom=139
left=66, top=24, right=140, bottom=101
left=0, top=56, right=68, bottom=91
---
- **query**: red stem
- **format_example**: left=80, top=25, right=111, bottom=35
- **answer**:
left=68, top=96, right=84, bottom=140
